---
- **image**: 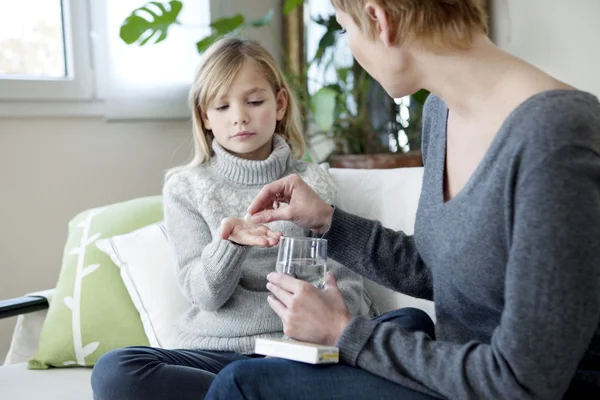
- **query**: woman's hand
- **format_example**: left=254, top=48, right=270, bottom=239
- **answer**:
left=266, top=271, right=352, bottom=346
left=247, top=175, right=334, bottom=234
left=219, top=218, right=283, bottom=247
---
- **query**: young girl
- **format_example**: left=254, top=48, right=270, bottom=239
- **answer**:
left=90, top=38, right=363, bottom=400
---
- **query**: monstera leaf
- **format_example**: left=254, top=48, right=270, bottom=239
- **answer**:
left=194, top=14, right=245, bottom=52
left=195, top=9, right=275, bottom=53
left=120, top=1, right=183, bottom=46
left=210, top=14, right=245, bottom=35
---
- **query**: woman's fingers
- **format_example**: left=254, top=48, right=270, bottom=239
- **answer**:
left=266, top=282, right=294, bottom=307
left=267, top=295, right=286, bottom=319
left=247, top=179, right=289, bottom=215
left=249, top=206, right=292, bottom=224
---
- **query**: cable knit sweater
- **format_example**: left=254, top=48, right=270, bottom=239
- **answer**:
left=163, top=134, right=363, bottom=354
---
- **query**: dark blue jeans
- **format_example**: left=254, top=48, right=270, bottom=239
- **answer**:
left=205, top=308, right=438, bottom=400
left=91, top=346, right=258, bottom=400
left=91, top=308, right=435, bottom=400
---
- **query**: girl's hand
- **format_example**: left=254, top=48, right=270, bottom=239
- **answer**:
left=247, top=175, right=334, bottom=235
left=219, top=217, right=283, bottom=247
left=266, top=271, right=352, bottom=346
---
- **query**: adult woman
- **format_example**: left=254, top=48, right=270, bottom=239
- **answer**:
left=207, top=1, right=600, bottom=398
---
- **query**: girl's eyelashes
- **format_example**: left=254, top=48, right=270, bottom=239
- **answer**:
left=339, top=28, right=347, bottom=34
left=214, top=99, right=264, bottom=111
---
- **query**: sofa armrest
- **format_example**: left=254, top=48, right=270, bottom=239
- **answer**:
left=0, top=289, right=54, bottom=320
left=0, top=296, right=48, bottom=320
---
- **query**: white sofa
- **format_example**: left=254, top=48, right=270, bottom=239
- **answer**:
left=0, top=166, right=434, bottom=400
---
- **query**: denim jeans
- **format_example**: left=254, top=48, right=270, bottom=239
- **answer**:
left=205, top=307, right=438, bottom=400
left=91, top=308, right=435, bottom=400
left=91, top=346, right=260, bottom=400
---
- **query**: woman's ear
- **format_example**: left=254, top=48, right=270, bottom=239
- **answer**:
left=276, top=88, right=289, bottom=121
left=365, top=2, right=393, bottom=46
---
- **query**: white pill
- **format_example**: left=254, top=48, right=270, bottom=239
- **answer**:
left=244, top=213, right=251, bottom=221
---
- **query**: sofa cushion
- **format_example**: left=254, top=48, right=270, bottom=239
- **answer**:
left=28, top=197, right=164, bottom=369
left=0, top=363, right=92, bottom=399
left=328, top=167, right=435, bottom=321
left=95, top=222, right=189, bottom=349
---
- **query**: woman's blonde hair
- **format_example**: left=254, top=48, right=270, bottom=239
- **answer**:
left=331, top=0, right=488, bottom=50
left=168, top=38, right=305, bottom=179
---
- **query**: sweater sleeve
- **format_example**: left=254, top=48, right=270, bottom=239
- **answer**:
left=328, top=258, right=363, bottom=317
left=336, top=146, right=600, bottom=399
left=163, top=175, right=250, bottom=311
left=325, top=209, right=433, bottom=301
left=305, top=163, right=365, bottom=316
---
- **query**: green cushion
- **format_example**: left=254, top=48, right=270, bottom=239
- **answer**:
left=28, top=196, right=163, bottom=369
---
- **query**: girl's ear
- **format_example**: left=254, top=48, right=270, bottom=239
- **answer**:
left=201, top=109, right=211, bottom=130
left=275, top=88, right=289, bottom=121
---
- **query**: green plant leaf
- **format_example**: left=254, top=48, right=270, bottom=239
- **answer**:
left=210, top=14, right=245, bottom=35
left=336, top=67, right=352, bottom=86
left=312, top=16, right=328, bottom=26
left=323, top=83, right=343, bottom=97
left=249, top=9, right=274, bottom=27
left=411, top=89, right=430, bottom=106
left=327, top=16, right=342, bottom=32
left=120, top=1, right=182, bottom=46
left=311, top=87, right=338, bottom=131
left=196, top=34, right=222, bottom=53
left=283, top=0, right=305, bottom=15
left=312, top=29, right=336, bottom=65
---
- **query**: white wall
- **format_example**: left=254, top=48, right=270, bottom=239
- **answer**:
left=0, top=118, right=192, bottom=359
left=0, top=0, right=282, bottom=361
left=491, top=0, right=600, bottom=98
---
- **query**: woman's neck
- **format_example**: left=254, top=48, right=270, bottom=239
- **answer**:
left=411, top=35, right=568, bottom=119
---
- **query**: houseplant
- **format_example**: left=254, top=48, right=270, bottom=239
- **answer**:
left=119, top=0, right=428, bottom=167
left=302, top=12, right=428, bottom=167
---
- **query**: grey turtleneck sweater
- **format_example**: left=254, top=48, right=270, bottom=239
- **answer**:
left=330, top=90, right=600, bottom=399
left=162, top=135, right=363, bottom=354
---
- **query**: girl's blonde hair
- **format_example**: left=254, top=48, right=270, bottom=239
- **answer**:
left=331, top=0, right=488, bottom=50
left=168, top=38, right=305, bottom=179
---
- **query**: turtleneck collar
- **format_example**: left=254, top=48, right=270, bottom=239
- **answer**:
left=211, top=134, right=291, bottom=185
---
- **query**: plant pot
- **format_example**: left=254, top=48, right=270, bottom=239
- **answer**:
left=329, top=151, right=423, bottom=169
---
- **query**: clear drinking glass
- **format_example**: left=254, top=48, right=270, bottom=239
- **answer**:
left=276, top=237, right=327, bottom=289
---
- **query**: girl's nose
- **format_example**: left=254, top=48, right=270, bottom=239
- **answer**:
left=233, top=107, right=249, bottom=126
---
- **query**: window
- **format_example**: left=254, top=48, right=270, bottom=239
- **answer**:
left=95, top=0, right=211, bottom=119
left=0, top=0, right=214, bottom=118
left=0, top=1, right=65, bottom=78
left=0, top=0, right=94, bottom=100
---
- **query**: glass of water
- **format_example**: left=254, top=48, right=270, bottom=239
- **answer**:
left=276, top=237, right=327, bottom=289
